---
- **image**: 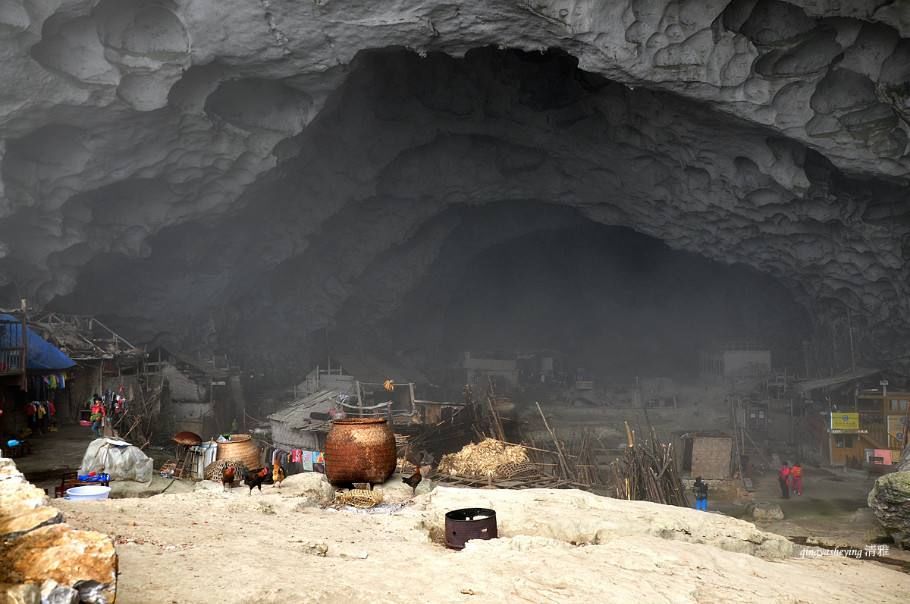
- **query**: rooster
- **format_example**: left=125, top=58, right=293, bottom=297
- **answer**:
left=243, top=466, right=270, bottom=495
left=221, top=465, right=236, bottom=492
left=402, top=465, right=422, bottom=496
left=272, top=461, right=286, bottom=489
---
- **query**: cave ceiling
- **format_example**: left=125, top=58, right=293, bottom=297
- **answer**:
left=0, top=1, right=908, bottom=374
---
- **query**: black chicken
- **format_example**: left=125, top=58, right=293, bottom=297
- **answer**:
left=243, top=466, right=270, bottom=495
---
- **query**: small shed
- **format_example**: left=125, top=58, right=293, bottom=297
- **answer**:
left=268, top=389, right=345, bottom=451
left=700, top=343, right=771, bottom=380
left=463, top=351, right=519, bottom=388
left=146, top=346, right=234, bottom=437
left=679, top=432, right=734, bottom=479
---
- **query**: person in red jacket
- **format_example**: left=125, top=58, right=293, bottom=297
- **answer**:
left=778, top=463, right=791, bottom=498
left=89, top=395, right=106, bottom=438
left=791, top=462, right=803, bottom=496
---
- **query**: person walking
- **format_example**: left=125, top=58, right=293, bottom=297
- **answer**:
left=778, top=462, right=791, bottom=499
left=693, top=476, right=709, bottom=511
left=89, top=395, right=105, bottom=439
left=791, top=462, right=803, bottom=496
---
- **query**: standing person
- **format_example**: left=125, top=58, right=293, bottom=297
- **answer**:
left=692, top=476, right=709, bottom=511
left=24, top=402, right=37, bottom=435
left=47, top=399, right=57, bottom=432
left=791, top=462, right=803, bottom=496
left=90, top=395, right=105, bottom=439
left=36, top=401, right=48, bottom=434
left=778, top=462, right=791, bottom=499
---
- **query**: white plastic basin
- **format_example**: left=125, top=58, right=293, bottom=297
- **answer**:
left=65, top=485, right=111, bottom=501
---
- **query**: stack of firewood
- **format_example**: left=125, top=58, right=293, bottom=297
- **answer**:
left=609, top=424, right=688, bottom=507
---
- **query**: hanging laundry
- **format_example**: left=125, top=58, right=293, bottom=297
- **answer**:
left=290, top=449, right=303, bottom=463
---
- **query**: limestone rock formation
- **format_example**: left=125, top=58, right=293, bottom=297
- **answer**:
left=422, top=485, right=795, bottom=559
left=0, top=583, right=39, bottom=604
left=373, top=474, right=434, bottom=504
left=748, top=501, right=785, bottom=521
left=1, top=525, right=118, bottom=603
left=0, top=1, right=908, bottom=372
left=0, top=457, right=117, bottom=603
left=868, top=470, right=910, bottom=548
left=260, top=471, right=335, bottom=505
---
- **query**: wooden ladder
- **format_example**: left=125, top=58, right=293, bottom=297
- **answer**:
left=176, top=449, right=195, bottom=479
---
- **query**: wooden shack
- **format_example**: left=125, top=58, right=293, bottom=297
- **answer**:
left=679, top=433, right=734, bottom=479
left=269, top=389, right=345, bottom=452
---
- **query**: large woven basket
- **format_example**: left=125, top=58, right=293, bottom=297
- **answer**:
left=215, top=434, right=261, bottom=469
left=325, top=418, right=396, bottom=486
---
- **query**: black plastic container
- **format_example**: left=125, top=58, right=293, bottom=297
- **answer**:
left=444, top=508, right=498, bottom=550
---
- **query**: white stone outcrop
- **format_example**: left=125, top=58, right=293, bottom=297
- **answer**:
left=421, top=485, right=795, bottom=560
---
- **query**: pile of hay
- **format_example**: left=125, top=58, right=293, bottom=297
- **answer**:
left=438, top=439, right=529, bottom=478
left=396, top=458, right=417, bottom=474
left=334, top=489, right=384, bottom=508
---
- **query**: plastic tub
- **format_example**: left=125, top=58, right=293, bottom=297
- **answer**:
left=65, top=485, right=111, bottom=501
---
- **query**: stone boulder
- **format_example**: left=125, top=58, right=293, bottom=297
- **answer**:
left=0, top=456, right=117, bottom=602
left=747, top=502, right=785, bottom=521
left=272, top=472, right=335, bottom=506
left=40, top=580, right=80, bottom=604
left=868, top=471, right=910, bottom=548
left=373, top=474, right=434, bottom=504
left=0, top=506, right=62, bottom=541
left=421, top=486, right=794, bottom=560
left=0, top=525, right=117, bottom=603
left=0, top=583, right=39, bottom=604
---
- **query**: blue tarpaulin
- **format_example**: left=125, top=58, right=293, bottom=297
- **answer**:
left=0, top=313, right=76, bottom=371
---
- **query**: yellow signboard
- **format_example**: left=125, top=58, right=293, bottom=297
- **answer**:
left=831, top=412, right=859, bottom=431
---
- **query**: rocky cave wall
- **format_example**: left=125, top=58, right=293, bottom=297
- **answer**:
left=0, top=1, right=908, bottom=378
left=362, top=212, right=812, bottom=378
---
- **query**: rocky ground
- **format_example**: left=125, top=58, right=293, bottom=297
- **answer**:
left=8, top=428, right=910, bottom=602
left=0, top=457, right=117, bottom=603
left=720, top=467, right=893, bottom=545
left=48, top=473, right=910, bottom=604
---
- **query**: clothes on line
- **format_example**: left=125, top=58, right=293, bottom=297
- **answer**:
left=263, top=445, right=325, bottom=475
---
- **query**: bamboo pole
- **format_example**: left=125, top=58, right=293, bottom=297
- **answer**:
left=536, top=402, right=571, bottom=479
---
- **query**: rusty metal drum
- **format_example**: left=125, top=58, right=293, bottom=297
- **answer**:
left=324, top=418, right=396, bottom=486
left=445, top=508, right=498, bottom=549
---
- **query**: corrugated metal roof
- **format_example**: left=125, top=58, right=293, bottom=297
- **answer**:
left=795, top=367, right=881, bottom=394
left=268, top=389, right=347, bottom=431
